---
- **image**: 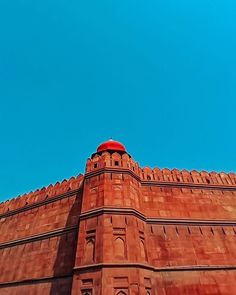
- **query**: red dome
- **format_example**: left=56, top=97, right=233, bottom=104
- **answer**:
left=97, top=139, right=126, bottom=153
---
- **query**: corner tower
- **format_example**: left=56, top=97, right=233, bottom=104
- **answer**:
left=72, top=140, right=236, bottom=295
left=72, top=140, right=149, bottom=295
left=83, top=139, right=143, bottom=212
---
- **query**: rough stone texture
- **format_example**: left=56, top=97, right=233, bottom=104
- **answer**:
left=0, top=147, right=236, bottom=294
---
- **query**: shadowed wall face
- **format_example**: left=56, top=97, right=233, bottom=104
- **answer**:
left=0, top=176, right=83, bottom=295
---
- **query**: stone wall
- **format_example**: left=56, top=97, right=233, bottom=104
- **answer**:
left=0, top=175, right=83, bottom=295
left=72, top=150, right=236, bottom=294
left=1, top=148, right=236, bottom=295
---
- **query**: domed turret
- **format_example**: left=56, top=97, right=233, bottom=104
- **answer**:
left=97, top=139, right=126, bottom=153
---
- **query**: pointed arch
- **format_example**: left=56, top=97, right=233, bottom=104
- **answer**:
left=140, top=239, right=146, bottom=261
left=114, top=237, right=125, bottom=259
left=84, top=239, right=95, bottom=263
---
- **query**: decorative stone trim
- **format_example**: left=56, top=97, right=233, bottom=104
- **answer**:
left=80, top=206, right=236, bottom=226
left=0, top=225, right=78, bottom=250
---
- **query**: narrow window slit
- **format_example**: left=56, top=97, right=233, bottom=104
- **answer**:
left=175, top=227, right=179, bottom=235
left=163, top=226, right=166, bottom=236
left=199, top=227, right=203, bottom=235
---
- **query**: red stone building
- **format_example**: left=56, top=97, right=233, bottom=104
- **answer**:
left=0, top=140, right=236, bottom=295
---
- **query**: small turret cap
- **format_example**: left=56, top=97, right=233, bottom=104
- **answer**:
left=97, top=139, right=126, bottom=153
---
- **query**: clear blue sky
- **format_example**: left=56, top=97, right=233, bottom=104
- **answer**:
left=0, top=0, right=235, bottom=201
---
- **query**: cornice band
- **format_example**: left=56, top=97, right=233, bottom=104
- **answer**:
left=0, top=274, right=72, bottom=288
left=0, top=225, right=78, bottom=250
left=74, top=262, right=236, bottom=273
left=85, top=168, right=236, bottom=191
left=0, top=189, right=81, bottom=219
left=80, top=207, right=236, bottom=226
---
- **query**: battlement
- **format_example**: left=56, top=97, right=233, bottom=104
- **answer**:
left=0, top=174, right=84, bottom=215
left=86, top=150, right=236, bottom=186
left=1, top=149, right=235, bottom=217
left=1, top=140, right=236, bottom=294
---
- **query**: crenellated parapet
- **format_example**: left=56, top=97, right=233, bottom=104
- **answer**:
left=142, top=168, right=236, bottom=186
left=2, top=142, right=235, bottom=217
left=142, top=167, right=236, bottom=186
left=0, top=174, right=84, bottom=216
left=86, top=151, right=142, bottom=176
left=85, top=150, right=236, bottom=187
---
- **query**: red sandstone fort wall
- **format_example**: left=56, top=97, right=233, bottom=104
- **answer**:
left=72, top=150, right=236, bottom=295
left=0, top=175, right=83, bottom=295
left=141, top=186, right=236, bottom=219
left=1, top=147, right=236, bottom=294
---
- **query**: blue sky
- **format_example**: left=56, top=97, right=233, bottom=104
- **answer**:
left=0, top=0, right=235, bottom=201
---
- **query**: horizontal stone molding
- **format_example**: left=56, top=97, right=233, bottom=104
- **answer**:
left=141, top=180, right=236, bottom=191
left=0, top=189, right=81, bottom=219
left=0, top=274, right=72, bottom=288
left=80, top=207, right=236, bottom=226
left=85, top=168, right=236, bottom=191
left=1, top=167, right=235, bottom=219
left=74, top=262, right=236, bottom=273
left=85, top=168, right=140, bottom=182
left=0, top=225, right=78, bottom=250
